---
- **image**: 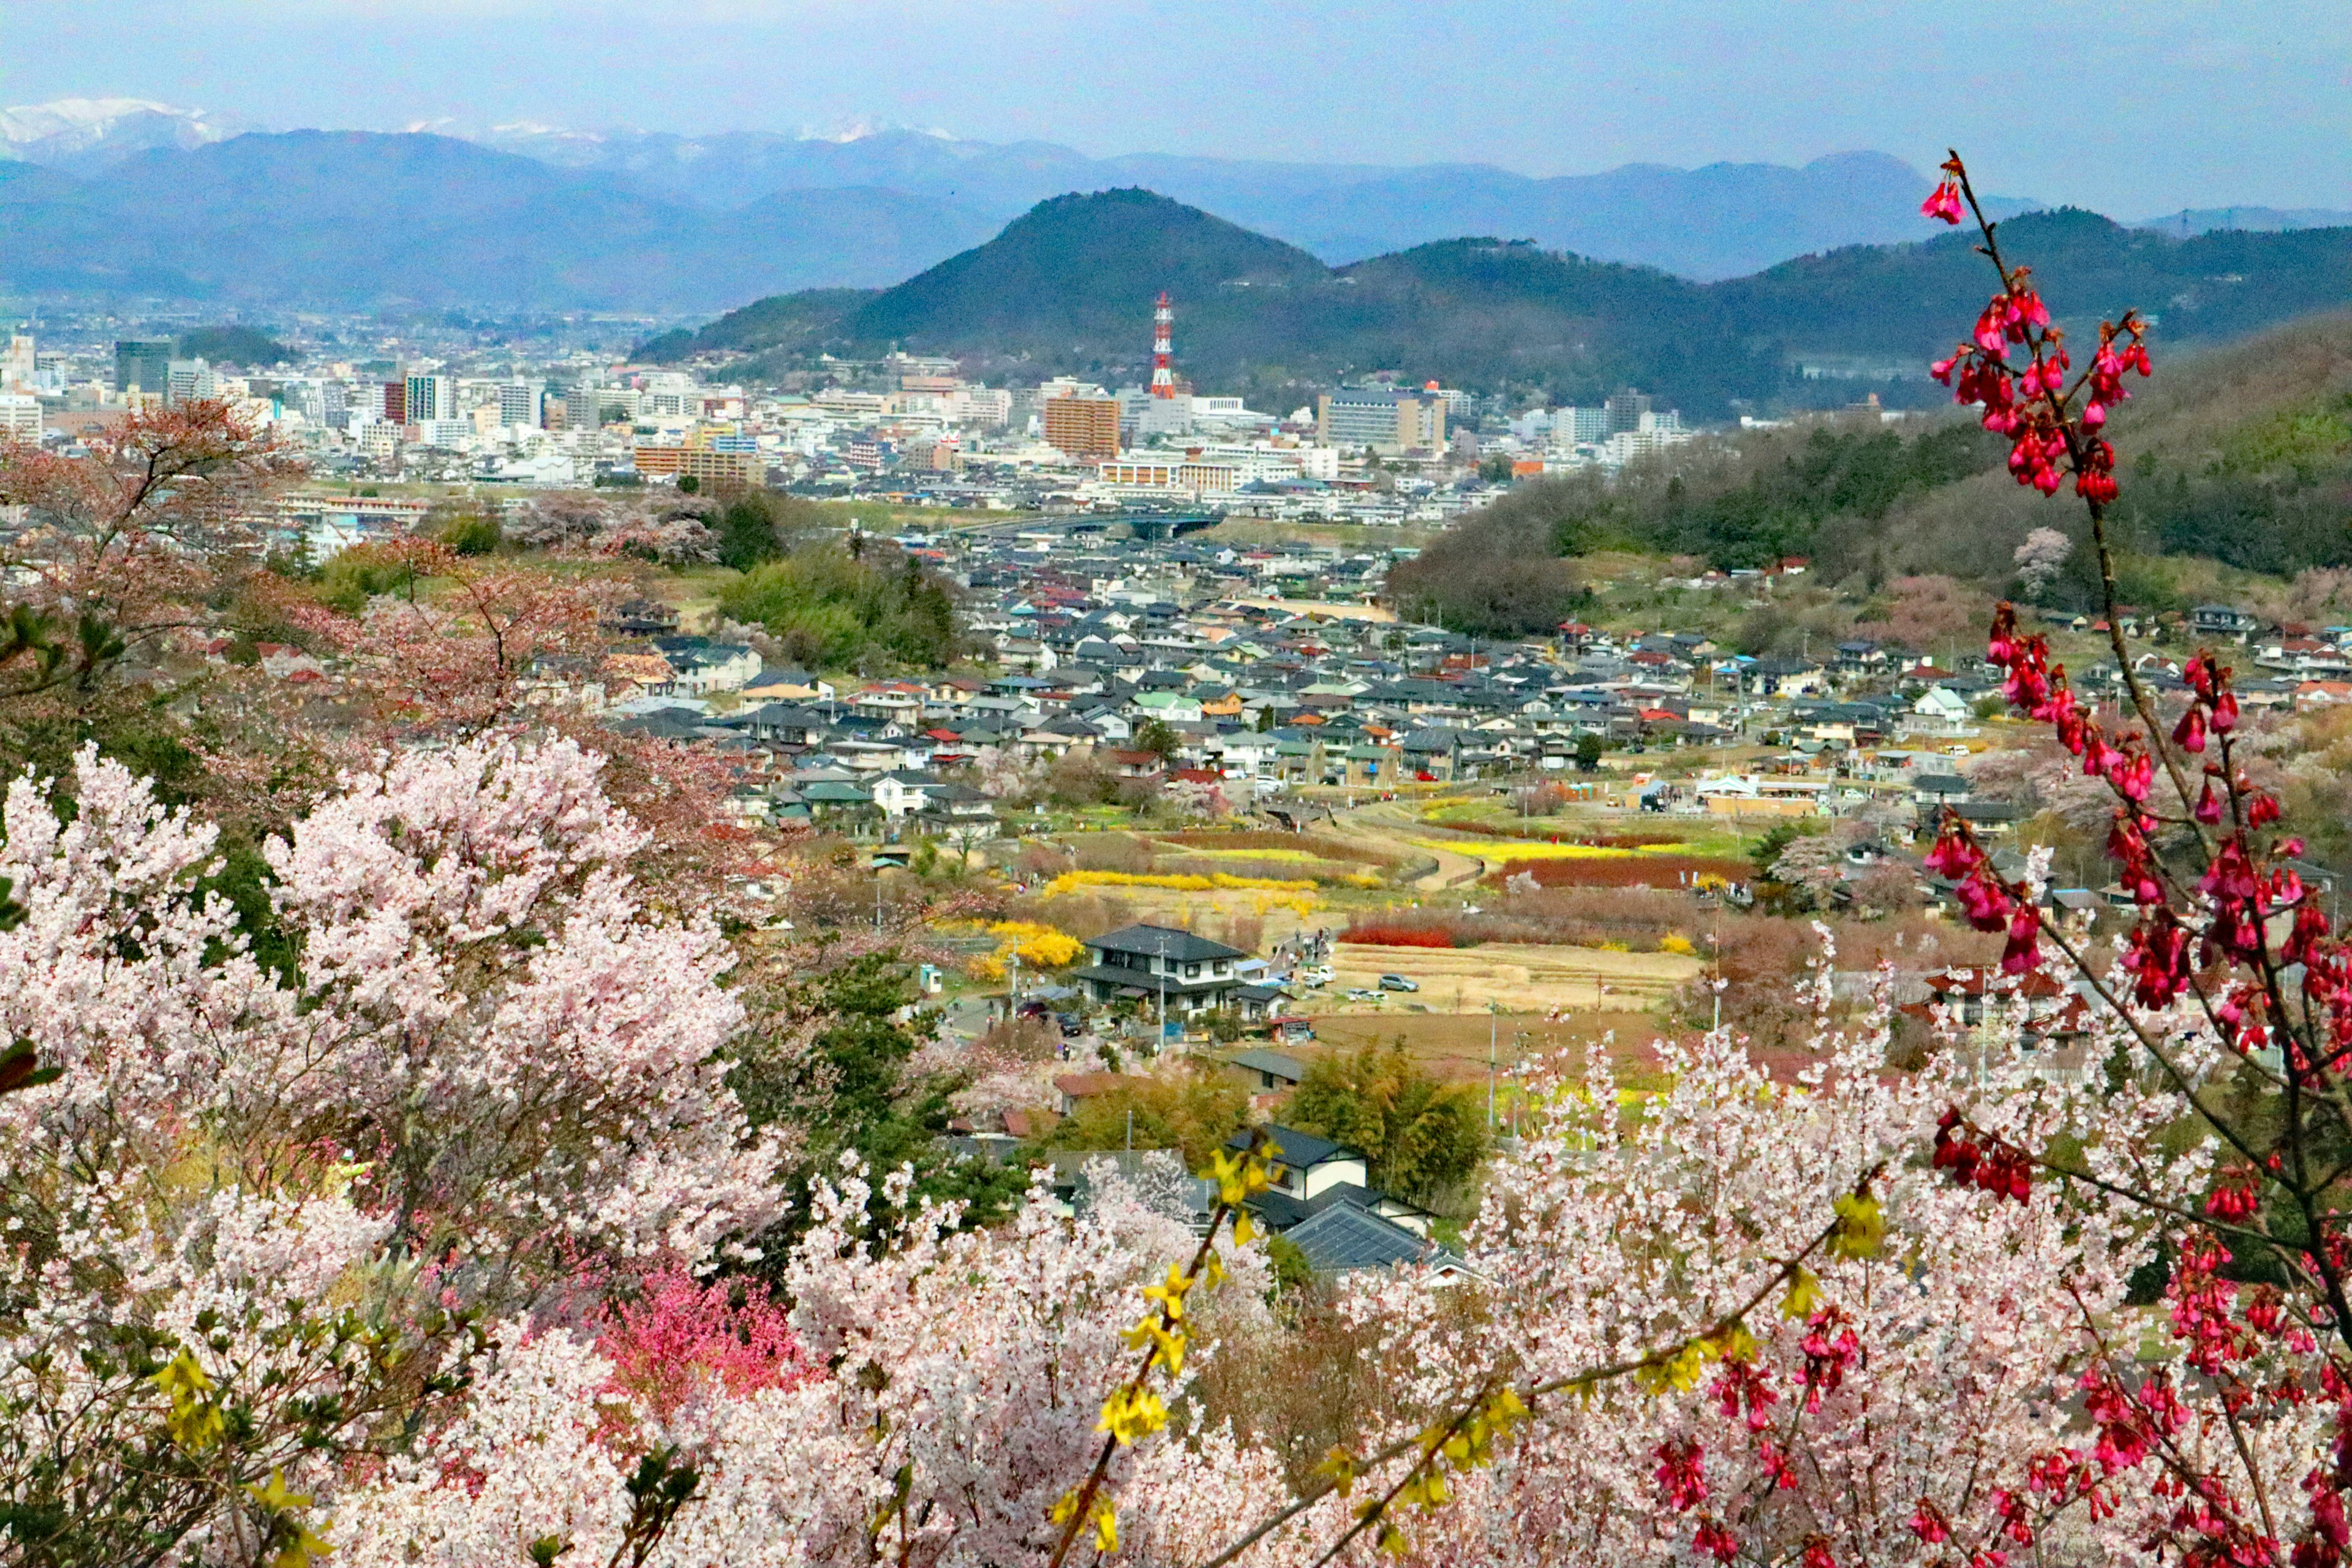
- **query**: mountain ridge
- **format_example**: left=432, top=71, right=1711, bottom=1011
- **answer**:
left=0, top=131, right=999, bottom=311
left=4, top=107, right=2043, bottom=282
left=642, top=192, right=2352, bottom=419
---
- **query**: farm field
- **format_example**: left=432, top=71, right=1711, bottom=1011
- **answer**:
left=1319, top=940, right=1701, bottom=1012
left=1299, top=1009, right=1671, bottom=1086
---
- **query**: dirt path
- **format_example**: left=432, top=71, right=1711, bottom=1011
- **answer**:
left=1324, top=801, right=1484, bottom=891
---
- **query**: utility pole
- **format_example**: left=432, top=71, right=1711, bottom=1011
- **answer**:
left=1487, top=1003, right=1499, bottom=1130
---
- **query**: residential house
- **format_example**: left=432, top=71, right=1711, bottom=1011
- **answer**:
left=2190, top=604, right=2262, bottom=641
left=1226, top=1048, right=1308, bottom=1094
left=1071, top=924, right=1248, bottom=1014
left=1224, top=1125, right=1436, bottom=1240
left=742, top=667, right=835, bottom=702
left=651, top=638, right=762, bottom=696
left=1280, top=1202, right=1469, bottom=1280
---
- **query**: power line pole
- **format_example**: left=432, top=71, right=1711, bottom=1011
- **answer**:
left=1487, top=1003, right=1498, bottom=1131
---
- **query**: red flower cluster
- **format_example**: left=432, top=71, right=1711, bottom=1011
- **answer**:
left=1795, top=1307, right=1859, bottom=1414
left=2204, top=1166, right=2263, bottom=1223
left=1711, top=1357, right=1779, bottom=1433
left=1654, top=1436, right=1709, bottom=1511
left=1921, top=163, right=1967, bottom=226
left=1933, top=1109, right=2034, bottom=1202
left=2169, top=1238, right=2258, bottom=1378
left=1924, top=154, right=2149, bottom=506
left=1923, top=823, right=2043, bottom=975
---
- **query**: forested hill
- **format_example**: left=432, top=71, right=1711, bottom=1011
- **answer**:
left=1387, top=309, right=2352, bottom=637
left=640, top=192, right=2352, bottom=417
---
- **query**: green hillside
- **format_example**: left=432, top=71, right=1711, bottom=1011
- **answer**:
left=178, top=325, right=290, bottom=366
left=846, top=188, right=1327, bottom=352
left=1389, top=308, right=2352, bottom=635
left=634, top=288, right=875, bottom=365
left=640, top=192, right=2352, bottom=417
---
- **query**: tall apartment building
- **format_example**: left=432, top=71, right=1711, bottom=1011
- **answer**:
left=404, top=373, right=456, bottom=424
left=632, top=445, right=764, bottom=489
left=1563, top=405, right=1610, bottom=443
left=1, top=333, right=35, bottom=391
left=496, top=379, right=542, bottom=429
left=0, top=394, right=42, bottom=443
left=115, top=341, right=173, bottom=398
left=166, top=360, right=215, bottom=404
left=1314, top=388, right=1446, bottom=453
left=382, top=380, right=407, bottom=424
left=1605, top=390, right=1655, bottom=435
left=1042, top=396, right=1121, bottom=459
left=962, top=386, right=1012, bottom=428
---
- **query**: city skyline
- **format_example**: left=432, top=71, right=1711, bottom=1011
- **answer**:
left=6, top=0, right=2346, bottom=217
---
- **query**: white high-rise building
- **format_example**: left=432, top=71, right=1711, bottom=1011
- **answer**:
left=497, top=379, right=542, bottom=429
left=0, top=393, right=41, bottom=442
left=167, top=359, right=215, bottom=404
left=0, top=333, right=34, bottom=391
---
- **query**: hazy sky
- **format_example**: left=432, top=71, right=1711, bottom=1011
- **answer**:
left=6, top=0, right=2346, bottom=214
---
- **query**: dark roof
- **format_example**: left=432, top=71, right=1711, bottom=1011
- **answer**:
left=1283, top=1200, right=1447, bottom=1272
left=1227, top=1122, right=1355, bottom=1169
left=1228, top=1048, right=1306, bottom=1079
left=1090, top=924, right=1248, bottom=963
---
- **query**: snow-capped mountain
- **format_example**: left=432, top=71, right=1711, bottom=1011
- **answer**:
left=0, top=97, right=249, bottom=170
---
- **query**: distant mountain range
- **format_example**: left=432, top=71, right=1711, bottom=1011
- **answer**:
left=1, top=99, right=2345, bottom=338
left=0, top=97, right=249, bottom=173
left=641, top=189, right=2352, bottom=418
left=464, top=125, right=2024, bottom=281
left=0, top=101, right=2342, bottom=383
left=0, top=132, right=1001, bottom=311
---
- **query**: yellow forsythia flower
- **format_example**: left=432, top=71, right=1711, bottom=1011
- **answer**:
left=1781, top=1266, right=1824, bottom=1320
left=1142, top=1264, right=1192, bottom=1322
left=154, top=1350, right=224, bottom=1449
left=1830, top=1192, right=1886, bottom=1260
left=1096, top=1385, right=1168, bottom=1444
left=1711, top=1323, right=1759, bottom=1362
left=1091, top=1498, right=1120, bottom=1554
left=1636, top=1341, right=1709, bottom=1395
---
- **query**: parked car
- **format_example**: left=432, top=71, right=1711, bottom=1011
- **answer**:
left=1297, top=965, right=1333, bottom=987
left=1378, top=974, right=1420, bottom=993
left=1344, top=988, right=1381, bottom=1002
left=1056, top=1012, right=1085, bottom=1037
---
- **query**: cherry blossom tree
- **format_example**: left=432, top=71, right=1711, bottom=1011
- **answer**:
left=0, top=400, right=299, bottom=701
left=2012, top=526, right=2074, bottom=601
left=0, top=738, right=783, bottom=1562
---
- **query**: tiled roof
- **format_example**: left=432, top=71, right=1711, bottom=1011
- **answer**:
left=1283, top=1200, right=1443, bottom=1272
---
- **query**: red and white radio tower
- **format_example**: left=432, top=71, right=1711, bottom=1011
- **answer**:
left=1149, top=290, right=1175, bottom=398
